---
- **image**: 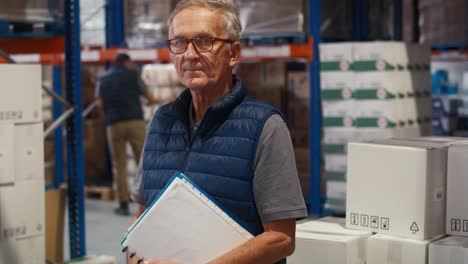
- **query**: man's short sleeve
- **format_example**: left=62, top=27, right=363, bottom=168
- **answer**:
left=253, top=114, right=308, bottom=223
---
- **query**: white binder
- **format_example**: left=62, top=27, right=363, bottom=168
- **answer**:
left=121, top=173, right=254, bottom=264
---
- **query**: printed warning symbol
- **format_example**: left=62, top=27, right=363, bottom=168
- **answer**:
left=452, top=219, right=461, bottom=231
left=381, top=217, right=389, bottom=230
left=370, top=216, right=379, bottom=228
left=410, top=222, right=419, bottom=233
left=350, top=213, right=359, bottom=225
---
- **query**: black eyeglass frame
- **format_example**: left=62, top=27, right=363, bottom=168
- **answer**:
left=167, top=37, right=235, bottom=54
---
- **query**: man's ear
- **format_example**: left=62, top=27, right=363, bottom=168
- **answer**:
left=229, top=41, right=241, bottom=67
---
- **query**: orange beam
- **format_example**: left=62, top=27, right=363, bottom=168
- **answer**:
left=0, top=37, right=64, bottom=54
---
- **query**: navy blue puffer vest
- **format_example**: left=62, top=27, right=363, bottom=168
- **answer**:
left=143, top=76, right=280, bottom=236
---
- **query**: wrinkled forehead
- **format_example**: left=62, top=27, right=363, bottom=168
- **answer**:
left=169, top=6, right=225, bottom=38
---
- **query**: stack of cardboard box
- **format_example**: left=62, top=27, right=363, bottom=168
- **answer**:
left=0, top=64, right=45, bottom=263
left=319, top=42, right=433, bottom=214
left=290, top=137, right=468, bottom=263
left=346, top=137, right=468, bottom=263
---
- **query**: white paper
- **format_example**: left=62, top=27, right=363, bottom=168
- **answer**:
left=121, top=173, right=253, bottom=263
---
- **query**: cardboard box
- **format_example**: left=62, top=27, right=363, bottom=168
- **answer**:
left=367, top=234, right=440, bottom=264
left=346, top=140, right=449, bottom=240
left=289, top=217, right=371, bottom=264
left=0, top=179, right=45, bottom=241
left=352, top=42, right=407, bottom=71
left=428, top=236, right=468, bottom=264
left=325, top=154, right=347, bottom=172
left=447, top=144, right=468, bottom=236
left=45, top=187, right=66, bottom=262
left=14, top=123, right=44, bottom=182
left=0, top=64, right=42, bottom=123
left=319, top=43, right=354, bottom=71
left=326, top=180, right=347, bottom=200
left=0, top=235, right=45, bottom=264
left=0, top=123, right=14, bottom=184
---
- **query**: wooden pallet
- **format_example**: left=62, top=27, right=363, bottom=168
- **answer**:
left=84, top=186, right=115, bottom=201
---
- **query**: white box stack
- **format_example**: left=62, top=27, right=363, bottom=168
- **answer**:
left=320, top=43, right=355, bottom=214
left=446, top=143, right=468, bottom=236
left=320, top=42, right=432, bottom=214
left=288, top=217, right=371, bottom=264
left=346, top=139, right=449, bottom=240
left=429, top=236, right=468, bottom=264
left=367, top=234, right=442, bottom=264
left=0, top=64, right=44, bottom=264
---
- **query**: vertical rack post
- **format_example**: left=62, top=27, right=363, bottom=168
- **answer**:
left=105, top=0, right=124, bottom=48
left=64, top=0, right=86, bottom=258
left=52, top=65, right=64, bottom=188
left=308, top=0, right=322, bottom=215
left=394, top=0, right=403, bottom=40
left=352, top=0, right=369, bottom=40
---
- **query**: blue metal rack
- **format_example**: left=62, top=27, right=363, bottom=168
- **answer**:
left=308, top=0, right=323, bottom=215
left=64, top=0, right=86, bottom=258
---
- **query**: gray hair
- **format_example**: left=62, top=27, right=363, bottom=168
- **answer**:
left=168, top=0, right=242, bottom=41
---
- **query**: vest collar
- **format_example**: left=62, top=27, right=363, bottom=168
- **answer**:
left=172, top=75, right=247, bottom=139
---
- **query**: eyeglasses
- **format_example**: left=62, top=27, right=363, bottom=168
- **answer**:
left=167, top=37, right=234, bottom=54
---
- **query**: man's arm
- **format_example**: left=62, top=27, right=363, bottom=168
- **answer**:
left=208, top=219, right=295, bottom=264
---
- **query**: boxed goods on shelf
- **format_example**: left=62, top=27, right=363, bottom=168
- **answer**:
left=289, top=217, right=371, bottom=264
left=428, top=236, right=468, bottom=264
left=367, top=234, right=442, bottom=264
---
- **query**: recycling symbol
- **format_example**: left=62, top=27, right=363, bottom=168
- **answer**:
left=410, top=222, right=419, bottom=233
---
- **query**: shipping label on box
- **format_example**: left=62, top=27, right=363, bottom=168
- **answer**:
left=367, top=234, right=440, bottom=264
left=0, top=64, right=42, bottom=124
left=447, top=143, right=468, bottom=236
left=14, top=123, right=44, bottom=182
left=346, top=140, right=448, bottom=240
left=0, top=123, right=15, bottom=184
left=429, top=236, right=468, bottom=264
left=0, top=179, right=45, bottom=241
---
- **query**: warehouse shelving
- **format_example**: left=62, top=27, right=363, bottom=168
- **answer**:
left=0, top=0, right=323, bottom=259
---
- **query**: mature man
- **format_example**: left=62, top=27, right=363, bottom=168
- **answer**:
left=130, top=0, right=307, bottom=263
left=97, top=53, right=166, bottom=216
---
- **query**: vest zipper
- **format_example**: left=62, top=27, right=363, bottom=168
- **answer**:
left=181, top=112, right=206, bottom=173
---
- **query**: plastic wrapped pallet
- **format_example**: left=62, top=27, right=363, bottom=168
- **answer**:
left=419, top=0, right=468, bottom=45
left=236, top=0, right=304, bottom=38
left=124, top=0, right=172, bottom=48
left=0, top=0, right=62, bottom=23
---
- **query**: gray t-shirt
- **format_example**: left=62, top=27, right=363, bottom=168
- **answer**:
left=131, top=114, right=307, bottom=223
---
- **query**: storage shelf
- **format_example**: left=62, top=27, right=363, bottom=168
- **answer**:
left=1, top=38, right=314, bottom=64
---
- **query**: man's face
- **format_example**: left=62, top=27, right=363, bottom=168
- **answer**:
left=169, top=7, right=237, bottom=91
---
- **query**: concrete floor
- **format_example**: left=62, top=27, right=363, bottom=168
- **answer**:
left=64, top=199, right=138, bottom=264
